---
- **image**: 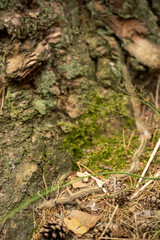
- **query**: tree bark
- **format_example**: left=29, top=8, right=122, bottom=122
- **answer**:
left=0, top=0, right=159, bottom=239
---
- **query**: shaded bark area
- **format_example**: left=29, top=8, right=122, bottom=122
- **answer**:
left=0, top=0, right=159, bottom=239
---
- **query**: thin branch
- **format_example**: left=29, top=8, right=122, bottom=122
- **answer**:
left=155, top=74, right=160, bottom=109
left=131, top=170, right=160, bottom=199
left=38, top=187, right=102, bottom=208
left=138, top=138, right=160, bottom=184
left=99, top=204, right=119, bottom=239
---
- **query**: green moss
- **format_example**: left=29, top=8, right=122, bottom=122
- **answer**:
left=62, top=89, right=136, bottom=171
left=61, top=86, right=159, bottom=173
left=81, top=132, right=139, bottom=172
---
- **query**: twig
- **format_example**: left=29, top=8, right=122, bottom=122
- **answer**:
left=113, top=64, right=151, bottom=178
left=138, top=138, right=160, bottom=184
left=84, top=171, right=106, bottom=193
left=99, top=238, right=130, bottom=240
left=39, top=187, right=102, bottom=208
left=77, top=162, right=94, bottom=173
left=76, top=161, right=82, bottom=172
left=99, top=204, right=119, bottom=239
left=84, top=171, right=104, bottom=186
left=42, top=172, right=48, bottom=199
left=58, top=171, right=71, bottom=182
left=151, top=129, right=158, bottom=148
left=37, top=191, right=47, bottom=202
left=155, top=75, right=160, bottom=109
left=131, top=170, right=160, bottom=199
left=127, top=130, right=135, bottom=150
left=122, top=129, right=126, bottom=150
left=0, top=84, right=5, bottom=109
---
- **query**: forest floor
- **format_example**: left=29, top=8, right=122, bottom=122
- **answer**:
left=32, top=168, right=160, bottom=240
left=32, top=106, right=160, bottom=240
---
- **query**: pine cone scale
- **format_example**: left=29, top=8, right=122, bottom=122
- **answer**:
left=40, top=219, right=68, bottom=240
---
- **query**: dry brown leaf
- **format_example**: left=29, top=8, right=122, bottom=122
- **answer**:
left=70, top=210, right=100, bottom=229
left=64, top=217, right=89, bottom=237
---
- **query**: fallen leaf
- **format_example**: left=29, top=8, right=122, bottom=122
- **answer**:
left=70, top=210, right=100, bottom=229
left=64, top=217, right=89, bottom=237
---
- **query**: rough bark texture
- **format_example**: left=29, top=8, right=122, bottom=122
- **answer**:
left=0, top=0, right=159, bottom=239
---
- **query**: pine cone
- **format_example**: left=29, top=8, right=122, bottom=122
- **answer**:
left=144, top=192, right=160, bottom=209
left=40, top=219, right=68, bottom=240
left=94, top=224, right=128, bottom=238
left=136, top=217, right=160, bottom=233
left=104, top=178, right=127, bottom=205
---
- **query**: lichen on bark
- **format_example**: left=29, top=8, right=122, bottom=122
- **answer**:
left=0, top=1, right=160, bottom=240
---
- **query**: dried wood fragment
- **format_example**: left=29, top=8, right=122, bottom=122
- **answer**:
left=6, top=40, right=50, bottom=80
left=38, top=187, right=102, bottom=209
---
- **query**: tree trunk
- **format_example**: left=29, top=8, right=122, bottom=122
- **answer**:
left=0, top=0, right=159, bottom=239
